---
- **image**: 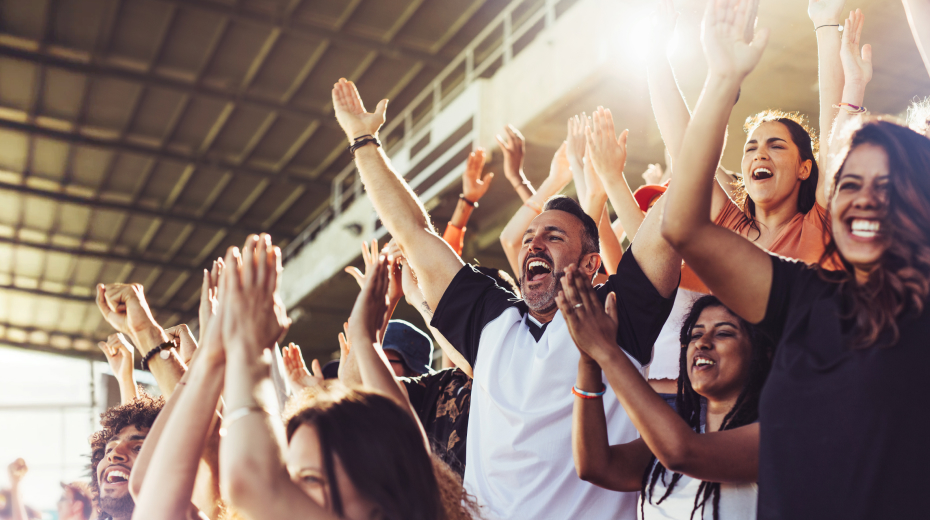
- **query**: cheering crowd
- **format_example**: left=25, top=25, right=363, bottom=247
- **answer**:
left=7, top=0, right=930, bottom=518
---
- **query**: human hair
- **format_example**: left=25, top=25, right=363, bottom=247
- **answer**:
left=542, top=195, right=599, bottom=255
left=820, top=120, right=930, bottom=349
left=735, top=110, right=820, bottom=221
left=62, top=482, right=93, bottom=520
left=285, top=383, right=477, bottom=520
left=640, top=295, right=774, bottom=520
left=89, top=393, right=165, bottom=520
left=907, top=96, right=930, bottom=137
left=475, top=266, right=520, bottom=296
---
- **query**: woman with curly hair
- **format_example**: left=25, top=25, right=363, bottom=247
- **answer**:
left=662, top=0, right=930, bottom=517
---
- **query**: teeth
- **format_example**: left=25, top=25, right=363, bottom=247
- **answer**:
left=850, top=219, right=880, bottom=238
left=752, top=167, right=772, bottom=179
left=106, top=470, right=130, bottom=483
left=694, top=358, right=715, bottom=367
left=527, top=260, right=551, bottom=271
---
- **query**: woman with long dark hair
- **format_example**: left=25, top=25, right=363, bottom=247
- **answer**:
left=661, top=0, right=930, bottom=517
left=560, top=268, right=772, bottom=519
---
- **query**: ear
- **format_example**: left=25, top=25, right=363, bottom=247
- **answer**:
left=579, top=252, right=602, bottom=280
left=798, top=159, right=812, bottom=181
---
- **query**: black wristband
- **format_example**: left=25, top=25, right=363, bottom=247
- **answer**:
left=142, top=341, right=176, bottom=371
left=348, top=136, right=381, bottom=156
left=459, top=193, right=478, bottom=208
left=815, top=24, right=841, bottom=32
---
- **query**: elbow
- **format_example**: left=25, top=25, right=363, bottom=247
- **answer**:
left=660, top=215, right=690, bottom=251
left=574, top=456, right=606, bottom=485
left=656, top=445, right=693, bottom=475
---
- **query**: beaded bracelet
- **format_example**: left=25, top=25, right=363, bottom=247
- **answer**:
left=141, top=341, right=177, bottom=371
left=459, top=193, right=479, bottom=208
left=348, top=134, right=382, bottom=156
left=572, top=385, right=607, bottom=399
left=834, top=102, right=867, bottom=114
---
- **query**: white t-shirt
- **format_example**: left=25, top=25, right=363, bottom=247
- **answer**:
left=639, top=462, right=757, bottom=520
left=646, top=289, right=701, bottom=381
left=432, top=251, right=676, bottom=520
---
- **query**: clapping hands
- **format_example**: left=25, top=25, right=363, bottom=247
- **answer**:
left=702, top=0, right=769, bottom=81
left=282, top=343, right=324, bottom=392
left=840, top=9, right=872, bottom=88
left=555, top=264, right=620, bottom=362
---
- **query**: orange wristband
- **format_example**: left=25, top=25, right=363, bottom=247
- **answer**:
left=524, top=200, right=543, bottom=214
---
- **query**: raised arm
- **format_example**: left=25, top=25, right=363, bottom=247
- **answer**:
left=7, top=459, right=28, bottom=520
left=661, top=0, right=773, bottom=324
left=332, top=79, right=462, bottom=311
left=808, top=0, right=847, bottom=207
left=827, top=11, right=872, bottom=164
left=219, top=235, right=338, bottom=520
left=558, top=267, right=759, bottom=484
left=97, top=283, right=185, bottom=397
left=496, top=125, right=534, bottom=202
left=580, top=142, right=624, bottom=274
left=99, top=333, right=139, bottom=405
left=903, top=0, right=930, bottom=80
left=646, top=0, right=733, bottom=215
left=132, top=324, right=225, bottom=520
left=586, top=107, right=644, bottom=240
left=500, top=141, right=572, bottom=275
left=442, top=149, right=493, bottom=255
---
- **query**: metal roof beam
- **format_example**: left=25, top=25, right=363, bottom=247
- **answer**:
left=147, top=0, right=447, bottom=67
left=0, top=179, right=280, bottom=237
left=0, top=339, right=105, bottom=362
left=0, top=43, right=339, bottom=125
left=0, top=118, right=331, bottom=190
left=0, top=284, right=189, bottom=316
left=0, top=235, right=194, bottom=272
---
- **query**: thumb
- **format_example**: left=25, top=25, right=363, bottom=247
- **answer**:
left=751, top=27, right=770, bottom=54
left=311, top=359, right=323, bottom=378
left=338, top=332, right=349, bottom=358
left=482, top=171, right=495, bottom=184
left=375, top=99, right=388, bottom=119
left=605, top=292, right=618, bottom=323
left=861, top=43, right=872, bottom=64
left=618, top=129, right=629, bottom=149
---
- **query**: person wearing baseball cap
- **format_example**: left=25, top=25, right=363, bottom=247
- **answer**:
left=632, top=180, right=668, bottom=213
left=382, top=319, right=434, bottom=377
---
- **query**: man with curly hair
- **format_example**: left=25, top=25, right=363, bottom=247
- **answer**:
left=89, top=393, right=164, bottom=520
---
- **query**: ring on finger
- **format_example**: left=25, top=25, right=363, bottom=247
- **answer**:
left=573, top=303, right=584, bottom=309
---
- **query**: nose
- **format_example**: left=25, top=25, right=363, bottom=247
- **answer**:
left=852, top=183, right=882, bottom=209
left=107, top=442, right=130, bottom=463
left=527, top=234, right=546, bottom=253
left=695, top=334, right=713, bottom=351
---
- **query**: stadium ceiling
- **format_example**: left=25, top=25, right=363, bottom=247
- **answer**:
left=0, top=0, right=512, bottom=361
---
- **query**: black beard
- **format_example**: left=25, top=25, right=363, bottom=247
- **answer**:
left=100, top=493, right=134, bottom=519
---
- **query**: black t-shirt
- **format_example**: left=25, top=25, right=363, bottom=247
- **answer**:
left=400, top=367, right=471, bottom=475
left=431, top=249, right=674, bottom=369
left=757, top=255, right=930, bottom=519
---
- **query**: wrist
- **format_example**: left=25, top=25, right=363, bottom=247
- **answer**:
left=134, top=326, right=170, bottom=355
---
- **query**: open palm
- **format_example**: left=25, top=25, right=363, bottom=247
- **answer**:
left=332, top=78, right=387, bottom=141
left=702, top=0, right=769, bottom=79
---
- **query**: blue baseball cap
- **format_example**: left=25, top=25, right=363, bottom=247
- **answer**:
left=382, top=320, right=433, bottom=375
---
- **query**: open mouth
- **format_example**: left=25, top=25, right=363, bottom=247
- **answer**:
left=692, top=356, right=716, bottom=372
left=848, top=218, right=881, bottom=239
left=104, top=467, right=130, bottom=485
left=751, top=167, right=773, bottom=181
left=524, top=258, right=553, bottom=283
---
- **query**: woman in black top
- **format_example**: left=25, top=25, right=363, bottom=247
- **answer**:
left=660, top=0, right=930, bottom=517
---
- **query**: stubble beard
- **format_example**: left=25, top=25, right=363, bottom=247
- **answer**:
left=100, top=493, right=134, bottom=520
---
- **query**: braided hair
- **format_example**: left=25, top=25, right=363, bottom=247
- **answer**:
left=639, top=295, right=774, bottom=520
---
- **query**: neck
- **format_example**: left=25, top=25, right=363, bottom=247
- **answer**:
left=753, top=196, right=800, bottom=239
left=705, top=393, right=741, bottom=433
left=529, top=305, right=558, bottom=324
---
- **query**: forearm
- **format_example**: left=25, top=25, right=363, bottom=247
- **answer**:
left=904, top=0, right=930, bottom=79
left=662, top=75, right=739, bottom=245
left=602, top=176, right=645, bottom=242
left=572, top=359, right=612, bottom=482
left=133, top=359, right=224, bottom=520
left=596, top=207, right=623, bottom=275
left=828, top=79, right=868, bottom=155
left=505, top=170, right=535, bottom=202
left=448, top=198, right=475, bottom=229
left=10, top=482, right=27, bottom=520
left=411, top=300, right=472, bottom=375
left=117, top=376, right=139, bottom=405
left=355, top=145, right=434, bottom=244
left=647, top=51, right=693, bottom=162
left=133, top=325, right=185, bottom=398
left=816, top=25, right=844, bottom=167
left=220, top=350, right=289, bottom=513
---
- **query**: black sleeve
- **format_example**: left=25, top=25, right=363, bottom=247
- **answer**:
left=597, top=249, right=677, bottom=366
left=756, top=253, right=808, bottom=344
left=400, top=372, right=442, bottom=423
left=430, top=265, right=519, bottom=367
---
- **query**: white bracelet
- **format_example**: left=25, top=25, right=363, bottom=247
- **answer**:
left=219, top=406, right=271, bottom=437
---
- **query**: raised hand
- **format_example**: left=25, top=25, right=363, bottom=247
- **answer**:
left=220, top=234, right=290, bottom=358
left=164, top=324, right=198, bottom=366
left=462, top=148, right=494, bottom=202
left=7, top=458, right=27, bottom=484
left=555, top=264, right=619, bottom=362
left=348, top=255, right=392, bottom=347
left=581, top=144, right=608, bottom=214
left=585, top=107, right=629, bottom=185
left=702, top=0, right=769, bottom=80
left=99, top=333, right=135, bottom=383
left=808, top=0, right=845, bottom=27
left=345, top=239, right=379, bottom=288
left=651, top=0, right=680, bottom=47
left=331, top=78, right=388, bottom=142
left=840, top=9, right=872, bottom=87
left=282, top=343, right=323, bottom=392
left=548, top=141, right=572, bottom=187
left=566, top=114, right=589, bottom=167
left=96, top=283, right=160, bottom=339
left=641, top=163, right=664, bottom=185
left=495, top=125, right=526, bottom=183
left=199, top=258, right=224, bottom=346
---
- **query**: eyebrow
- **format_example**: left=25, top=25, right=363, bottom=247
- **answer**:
left=692, top=321, right=739, bottom=330
left=523, top=225, right=567, bottom=237
left=746, top=137, right=788, bottom=147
